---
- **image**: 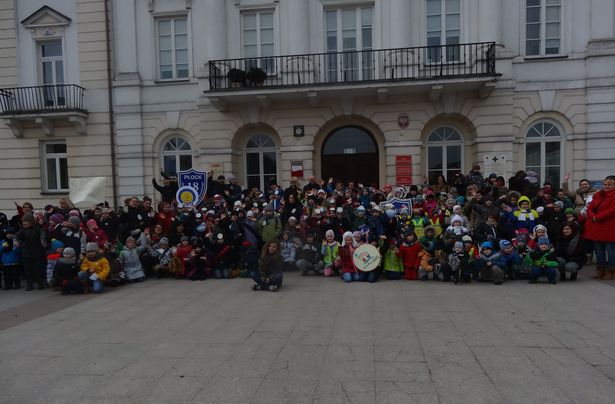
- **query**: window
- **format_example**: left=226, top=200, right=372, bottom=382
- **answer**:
left=426, top=0, right=461, bottom=62
left=157, top=17, right=189, bottom=80
left=245, top=134, right=277, bottom=191
left=526, top=0, right=561, bottom=56
left=426, top=127, right=463, bottom=183
left=39, top=40, right=65, bottom=106
left=161, top=136, right=192, bottom=176
left=42, top=141, right=68, bottom=192
left=242, top=11, right=275, bottom=73
left=525, top=121, right=562, bottom=186
left=325, top=7, right=373, bottom=82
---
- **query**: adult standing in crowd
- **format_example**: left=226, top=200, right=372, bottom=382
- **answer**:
left=562, top=173, right=597, bottom=215
left=583, top=175, right=615, bottom=280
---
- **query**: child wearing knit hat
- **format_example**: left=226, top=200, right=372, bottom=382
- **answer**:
left=79, top=242, right=110, bottom=293
left=525, top=237, right=559, bottom=284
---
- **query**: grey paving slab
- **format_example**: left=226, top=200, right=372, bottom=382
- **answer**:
left=1, top=270, right=615, bottom=403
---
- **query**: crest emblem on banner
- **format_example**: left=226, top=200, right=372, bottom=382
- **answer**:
left=178, top=169, right=207, bottom=206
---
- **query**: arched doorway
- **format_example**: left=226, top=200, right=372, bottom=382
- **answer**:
left=321, top=126, right=379, bottom=186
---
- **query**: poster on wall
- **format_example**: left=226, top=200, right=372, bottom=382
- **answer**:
left=483, top=154, right=507, bottom=176
left=395, top=155, right=413, bottom=186
left=69, top=177, right=107, bottom=206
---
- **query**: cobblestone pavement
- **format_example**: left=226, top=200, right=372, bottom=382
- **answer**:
left=1, top=267, right=615, bottom=403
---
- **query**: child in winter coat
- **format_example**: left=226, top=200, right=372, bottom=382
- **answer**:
left=397, top=231, right=421, bottom=280
left=52, top=247, right=82, bottom=295
left=321, top=229, right=341, bottom=277
left=512, top=232, right=532, bottom=279
left=151, top=237, right=174, bottom=277
left=1, top=227, right=21, bottom=289
left=79, top=242, right=110, bottom=293
left=252, top=240, right=283, bottom=291
left=511, top=195, right=539, bottom=232
left=118, top=231, right=148, bottom=282
left=85, top=219, right=109, bottom=249
left=495, top=240, right=522, bottom=280
left=187, top=239, right=210, bottom=281
left=527, top=224, right=549, bottom=250
left=475, top=241, right=505, bottom=285
left=279, top=230, right=297, bottom=271
left=448, top=241, right=470, bottom=283
left=525, top=237, right=559, bottom=284
left=339, top=231, right=359, bottom=282
left=173, top=236, right=193, bottom=278
left=209, top=232, right=234, bottom=279
left=296, top=233, right=324, bottom=276
left=379, top=235, right=404, bottom=280
left=46, top=239, right=64, bottom=286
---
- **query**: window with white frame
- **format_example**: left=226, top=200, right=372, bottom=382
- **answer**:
left=161, top=136, right=192, bottom=176
left=39, top=40, right=65, bottom=106
left=42, top=141, right=69, bottom=192
left=157, top=16, right=189, bottom=80
left=426, top=0, right=461, bottom=62
left=325, top=6, right=374, bottom=82
left=242, top=11, right=275, bottom=74
left=525, top=0, right=561, bottom=56
left=525, top=121, right=563, bottom=186
left=245, top=134, right=277, bottom=191
left=427, top=127, right=463, bottom=184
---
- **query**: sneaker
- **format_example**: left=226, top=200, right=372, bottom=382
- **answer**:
left=570, top=272, right=578, bottom=281
left=269, top=285, right=278, bottom=292
left=301, top=270, right=308, bottom=277
left=528, top=279, right=537, bottom=284
left=432, top=274, right=440, bottom=281
left=549, top=280, right=557, bottom=285
left=420, top=275, right=428, bottom=281
left=493, top=280, right=503, bottom=285
left=252, top=284, right=260, bottom=291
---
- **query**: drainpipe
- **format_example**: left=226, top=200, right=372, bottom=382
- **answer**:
left=104, top=0, right=118, bottom=208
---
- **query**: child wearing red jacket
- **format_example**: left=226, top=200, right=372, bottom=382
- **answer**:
left=397, top=231, right=421, bottom=280
left=339, top=231, right=359, bottom=282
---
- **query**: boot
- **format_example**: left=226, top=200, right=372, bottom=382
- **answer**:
left=559, top=269, right=567, bottom=282
left=593, top=264, right=606, bottom=279
left=25, top=282, right=33, bottom=291
left=81, top=280, right=90, bottom=294
left=602, top=270, right=615, bottom=281
left=569, top=272, right=578, bottom=281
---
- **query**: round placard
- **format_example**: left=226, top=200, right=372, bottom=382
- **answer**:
left=176, top=186, right=199, bottom=207
left=352, top=244, right=381, bottom=272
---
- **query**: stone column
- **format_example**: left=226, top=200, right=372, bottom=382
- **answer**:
left=478, top=0, right=501, bottom=44
left=389, top=0, right=411, bottom=48
left=113, top=0, right=138, bottom=74
left=203, top=0, right=227, bottom=61
left=286, top=0, right=310, bottom=54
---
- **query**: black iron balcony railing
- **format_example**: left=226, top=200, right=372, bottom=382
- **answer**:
left=0, top=84, right=87, bottom=115
left=207, top=41, right=497, bottom=91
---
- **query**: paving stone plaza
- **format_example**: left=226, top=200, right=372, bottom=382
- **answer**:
left=1, top=268, right=615, bottom=403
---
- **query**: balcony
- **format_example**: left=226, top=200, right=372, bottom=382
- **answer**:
left=205, top=42, right=499, bottom=110
left=0, top=84, right=88, bottom=137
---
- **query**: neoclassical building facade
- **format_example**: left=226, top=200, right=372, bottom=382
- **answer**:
left=1, top=0, right=614, bottom=209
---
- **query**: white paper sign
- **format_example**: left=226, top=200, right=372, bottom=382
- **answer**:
left=483, top=154, right=507, bottom=176
left=69, top=177, right=107, bottom=206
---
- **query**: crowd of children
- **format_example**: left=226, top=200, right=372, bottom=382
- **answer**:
left=0, top=168, right=611, bottom=294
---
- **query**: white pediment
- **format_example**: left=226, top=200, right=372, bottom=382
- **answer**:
left=21, top=6, right=71, bottom=29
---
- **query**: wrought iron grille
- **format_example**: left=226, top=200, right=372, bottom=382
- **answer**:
left=208, top=42, right=497, bottom=91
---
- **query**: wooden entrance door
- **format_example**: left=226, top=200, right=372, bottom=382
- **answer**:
left=321, top=126, right=379, bottom=187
